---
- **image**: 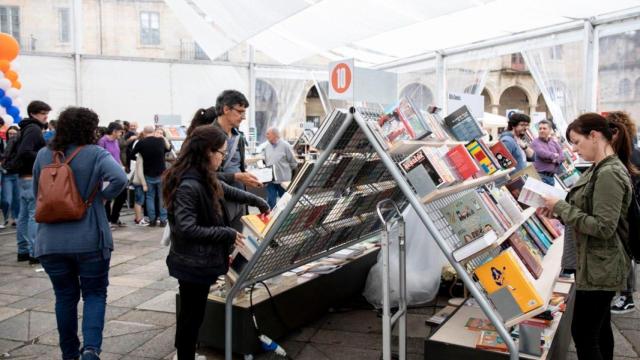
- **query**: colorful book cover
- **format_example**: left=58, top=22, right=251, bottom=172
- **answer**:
left=506, top=233, right=543, bottom=279
left=474, top=248, right=543, bottom=313
left=490, top=140, right=518, bottom=169
left=447, top=144, right=480, bottom=180
left=439, top=191, right=504, bottom=243
left=505, top=176, right=527, bottom=207
left=536, top=214, right=561, bottom=239
left=530, top=215, right=556, bottom=243
left=522, top=221, right=550, bottom=253
left=444, top=105, right=484, bottom=141
left=399, top=147, right=445, bottom=189
left=377, top=98, right=431, bottom=144
left=476, top=331, right=508, bottom=352
left=241, top=214, right=270, bottom=237
left=465, top=317, right=497, bottom=332
left=525, top=219, right=552, bottom=248
left=396, top=97, right=432, bottom=139
left=517, top=227, right=547, bottom=255
left=466, top=140, right=498, bottom=175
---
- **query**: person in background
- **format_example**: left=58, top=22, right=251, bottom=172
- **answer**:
left=123, top=121, right=139, bottom=173
left=540, top=113, right=634, bottom=360
left=130, top=131, right=148, bottom=226
left=14, top=100, right=50, bottom=263
left=43, top=119, right=57, bottom=143
left=499, top=113, right=535, bottom=172
left=1, top=125, right=20, bottom=228
left=34, top=107, right=127, bottom=360
left=606, top=111, right=640, bottom=314
left=162, top=126, right=268, bottom=360
left=263, top=127, right=298, bottom=208
left=0, top=117, right=8, bottom=141
left=97, top=122, right=128, bottom=228
left=531, top=119, right=564, bottom=185
left=131, top=126, right=170, bottom=227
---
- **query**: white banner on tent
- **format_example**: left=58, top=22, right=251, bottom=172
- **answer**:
left=447, top=92, right=484, bottom=119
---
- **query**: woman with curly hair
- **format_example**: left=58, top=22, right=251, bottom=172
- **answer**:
left=162, top=126, right=268, bottom=360
left=33, top=107, right=128, bottom=360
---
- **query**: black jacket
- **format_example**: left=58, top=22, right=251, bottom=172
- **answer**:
left=15, top=118, right=45, bottom=177
left=166, top=168, right=269, bottom=284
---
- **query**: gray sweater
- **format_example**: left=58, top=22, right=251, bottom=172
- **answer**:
left=33, top=145, right=128, bottom=258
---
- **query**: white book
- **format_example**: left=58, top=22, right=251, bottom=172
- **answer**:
left=518, top=177, right=567, bottom=208
left=452, top=230, right=498, bottom=261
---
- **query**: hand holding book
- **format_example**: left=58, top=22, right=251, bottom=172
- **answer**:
left=538, top=196, right=560, bottom=218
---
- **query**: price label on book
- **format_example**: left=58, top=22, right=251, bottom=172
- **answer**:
left=329, top=59, right=354, bottom=99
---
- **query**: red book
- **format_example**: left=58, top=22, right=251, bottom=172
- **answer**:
left=446, top=144, right=480, bottom=180
left=536, top=214, right=561, bottom=239
left=507, top=233, right=543, bottom=279
left=490, top=140, right=518, bottom=169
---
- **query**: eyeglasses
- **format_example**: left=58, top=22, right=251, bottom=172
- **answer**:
left=231, top=107, right=246, bottom=116
left=215, top=150, right=227, bottom=158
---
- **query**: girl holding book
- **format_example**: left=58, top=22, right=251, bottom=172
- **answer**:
left=162, top=126, right=269, bottom=360
left=540, top=113, right=635, bottom=360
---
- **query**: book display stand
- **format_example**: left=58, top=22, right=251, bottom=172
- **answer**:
left=219, top=106, right=568, bottom=360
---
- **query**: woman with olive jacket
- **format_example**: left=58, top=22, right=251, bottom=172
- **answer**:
left=162, top=126, right=269, bottom=360
left=541, top=113, right=634, bottom=360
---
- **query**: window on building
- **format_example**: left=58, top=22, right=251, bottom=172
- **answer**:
left=140, top=11, right=160, bottom=45
left=619, top=78, right=632, bottom=97
left=58, top=8, right=70, bottom=43
left=511, top=53, right=525, bottom=71
left=550, top=45, right=563, bottom=60
left=0, top=6, right=20, bottom=45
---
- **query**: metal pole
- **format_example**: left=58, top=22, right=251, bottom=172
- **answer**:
left=435, top=53, right=446, bottom=114
left=583, top=20, right=596, bottom=113
left=224, top=110, right=357, bottom=360
left=398, top=217, right=406, bottom=360
left=381, top=221, right=391, bottom=360
left=72, top=0, right=83, bottom=106
left=352, top=111, right=520, bottom=360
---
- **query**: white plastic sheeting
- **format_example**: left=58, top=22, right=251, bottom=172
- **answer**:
left=12, top=55, right=76, bottom=122
left=167, top=0, right=640, bottom=66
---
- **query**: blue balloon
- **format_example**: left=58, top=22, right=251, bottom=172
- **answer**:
left=7, top=106, right=19, bottom=117
left=11, top=114, right=20, bottom=123
left=0, top=89, right=5, bottom=98
left=0, top=96, right=11, bottom=108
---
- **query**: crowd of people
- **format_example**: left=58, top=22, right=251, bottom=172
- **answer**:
left=3, top=93, right=636, bottom=360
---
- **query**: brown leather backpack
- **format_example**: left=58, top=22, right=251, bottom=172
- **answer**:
left=35, top=146, right=99, bottom=224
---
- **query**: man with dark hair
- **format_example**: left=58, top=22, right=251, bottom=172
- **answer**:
left=14, top=100, right=50, bottom=263
left=530, top=120, right=563, bottom=185
left=212, top=89, right=262, bottom=231
left=98, top=122, right=128, bottom=227
left=499, top=112, right=534, bottom=172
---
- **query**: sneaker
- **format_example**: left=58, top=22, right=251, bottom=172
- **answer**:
left=159, top=220, right=168, bottom=227
left=135, top=218, right=149, bottom=226
left=148, top=220, right=157, bottom=227
left=611, top=295, right=635, bottom=314
left=172, top=353, right=206, bottom=360
left=81, top=349, right=100, bottom=360
left=111, top=220, right=127, bottom=227
left=17, top=253, right=29, bottom=262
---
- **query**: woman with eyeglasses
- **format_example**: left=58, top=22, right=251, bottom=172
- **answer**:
left=162, top=125, right=269, bottom=360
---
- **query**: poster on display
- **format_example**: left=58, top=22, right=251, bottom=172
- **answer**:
left=329, top=59, right=354, bottom=100
left=447, top=92, right=484, bottom=120
left=505, top=108, right=522, bottom=119
left=154, top=114, right=182, bottom=126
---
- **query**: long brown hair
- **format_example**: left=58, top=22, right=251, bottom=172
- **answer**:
left=162, top=126, right=226, bottom=213
left=566, top=112, right=638, bottom=176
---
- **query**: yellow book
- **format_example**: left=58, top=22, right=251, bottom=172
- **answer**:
left=241, top=214, right=270, bottom=238
left=474, top=248, right=543, bottom=313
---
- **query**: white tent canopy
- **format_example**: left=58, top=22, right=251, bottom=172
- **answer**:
left=166, top=0, right=640, bottom=67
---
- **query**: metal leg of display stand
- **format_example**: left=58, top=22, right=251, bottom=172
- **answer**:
left=377, top=199, right=406, bottom=360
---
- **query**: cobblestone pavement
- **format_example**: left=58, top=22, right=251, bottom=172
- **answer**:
left=0, top=214, right=637, bottom=359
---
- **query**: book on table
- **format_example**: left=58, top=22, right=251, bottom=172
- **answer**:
left=475, top=330, right=508, bottom=352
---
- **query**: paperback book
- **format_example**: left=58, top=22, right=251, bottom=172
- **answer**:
left=444, top=105, right=484, bottom=141
left=399, top=147, right=444, bottom=197
left=439, top=190, right=504, bottom=244
left=465, top=140, right=498, bottom=175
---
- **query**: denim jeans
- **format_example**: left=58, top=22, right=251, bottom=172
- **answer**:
left=266, top=182, right=285, bottom=209
left=1, top=173, right=20, bottom=221
left=39, top=251, right=110, bottom=360
left=539, top=173, right=555, bottom=186
left=145, top=176, right=167, bottom=222
left=17, top=178, right=36, bottom=256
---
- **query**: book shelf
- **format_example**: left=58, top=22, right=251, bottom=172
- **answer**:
left=222, top=106, right=565, bottom=360
left=389, top=139, right=466, bottom=155
left=421, top=169, right=511, bottom=203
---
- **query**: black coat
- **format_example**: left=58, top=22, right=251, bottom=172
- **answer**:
left=166, top=168, right=269, bottom=284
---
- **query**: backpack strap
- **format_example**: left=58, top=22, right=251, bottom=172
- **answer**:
left=63, top=146, right=85, bottom=164
left=85, top=183, right=100, bottom=208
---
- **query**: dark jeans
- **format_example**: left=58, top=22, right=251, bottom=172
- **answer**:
left=572, top=290, right=615, bottom=360
left=175, top=280, right=210, bottom=359
left=40, top=251, right=110, bottom=360
left=266, top=182, right=285, bottom=209
left=104, top=188, right=127, bottom=224
left=145, top=176, right=167, bottom=222
left=1, top=173, right=19, bottom=221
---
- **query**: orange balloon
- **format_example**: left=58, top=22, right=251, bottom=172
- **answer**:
left=0, top=33, right=19, bottom=61
left=13, top=80, right=21, bottom=89
left=0, top=60, right=9, bottom=73
left=5, top=70, right=17, bottom=82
